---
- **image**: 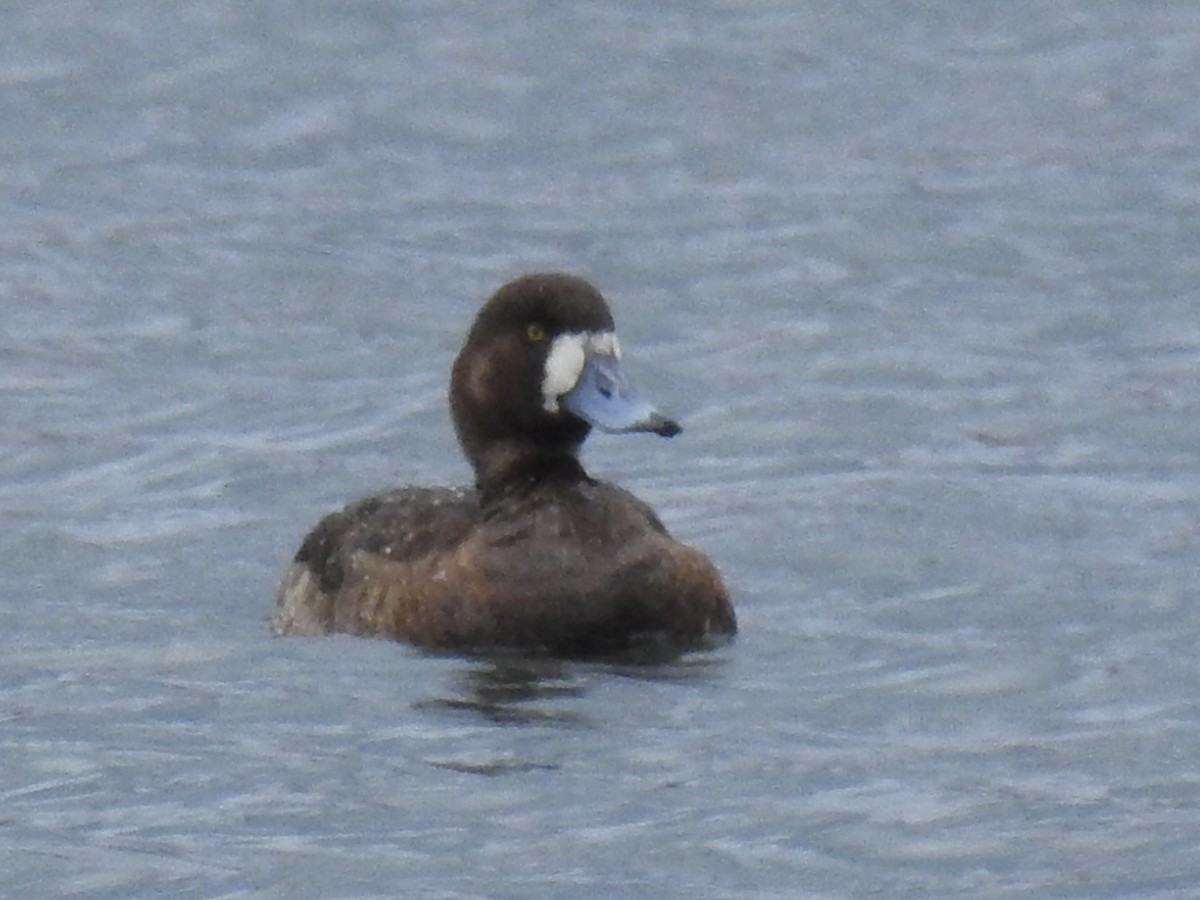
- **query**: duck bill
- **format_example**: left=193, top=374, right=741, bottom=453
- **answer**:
left=561, top=352, right=681, bottom=437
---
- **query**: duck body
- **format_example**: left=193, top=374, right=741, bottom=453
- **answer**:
left=273, top=273, right=735, bottom=657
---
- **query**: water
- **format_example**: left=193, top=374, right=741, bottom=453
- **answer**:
left=3, top=1, right=1200, bottom=897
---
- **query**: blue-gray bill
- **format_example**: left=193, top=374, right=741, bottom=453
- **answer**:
left=561, top=353, right=681, bottom=437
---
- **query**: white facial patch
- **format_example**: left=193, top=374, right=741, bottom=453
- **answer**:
left=591, top=331, right=621, bottom=360
left=541, top=330, right=618, bottom=412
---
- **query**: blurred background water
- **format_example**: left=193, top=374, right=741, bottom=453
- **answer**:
left=3, top=1, right=1200, bottom=897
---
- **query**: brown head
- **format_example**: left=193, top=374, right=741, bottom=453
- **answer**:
left=449, top=273, right=680, bottom=493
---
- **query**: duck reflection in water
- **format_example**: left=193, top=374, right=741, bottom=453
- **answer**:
left=420, top=651, right=733, bottom=731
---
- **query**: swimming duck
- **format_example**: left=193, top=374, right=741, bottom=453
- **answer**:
left=272, top=273, right=735, bottom=657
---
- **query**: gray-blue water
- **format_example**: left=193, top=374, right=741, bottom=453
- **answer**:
left=4, top=2, right=1200, bottom=897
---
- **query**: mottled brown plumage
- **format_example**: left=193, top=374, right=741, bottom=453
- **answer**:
left=273, top=273, right=735, bottom=657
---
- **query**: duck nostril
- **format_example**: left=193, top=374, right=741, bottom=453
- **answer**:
left=596, top=372, right=616, bottom=400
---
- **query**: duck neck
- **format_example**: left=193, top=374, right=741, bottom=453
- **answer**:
left=472, top=440, right=591, bottom=503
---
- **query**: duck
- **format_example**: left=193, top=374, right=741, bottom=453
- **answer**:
left=272, top=272, right=736, bottom=657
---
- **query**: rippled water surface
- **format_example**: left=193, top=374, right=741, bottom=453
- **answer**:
left=4, top=1, right=1200, bottom=897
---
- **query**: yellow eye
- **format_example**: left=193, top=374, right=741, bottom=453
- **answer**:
left=525, top=322, right=547, bottom=342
